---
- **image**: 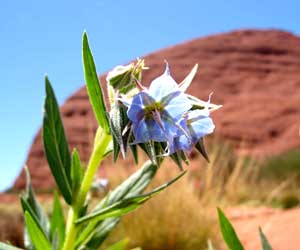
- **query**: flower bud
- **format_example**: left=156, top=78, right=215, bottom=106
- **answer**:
left=106, top=59, right=145, bottom=94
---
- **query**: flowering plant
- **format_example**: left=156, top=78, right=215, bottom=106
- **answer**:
left=1, top=32, right=273, bottom=250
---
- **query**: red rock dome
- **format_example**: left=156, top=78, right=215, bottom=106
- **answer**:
left=14, top=29, right=300, bottom=190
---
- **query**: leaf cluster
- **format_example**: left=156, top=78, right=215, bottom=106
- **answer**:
left=0, top=32, right=186, bottom=250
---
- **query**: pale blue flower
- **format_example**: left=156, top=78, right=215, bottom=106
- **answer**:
left=170, top=109, right=215, bottom=153
left=124, top=63, right=219, bottom=155
left=127, top=65, right=192, bottom=145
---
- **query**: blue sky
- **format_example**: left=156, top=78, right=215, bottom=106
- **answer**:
left=0, top=0, right=299, bottom=191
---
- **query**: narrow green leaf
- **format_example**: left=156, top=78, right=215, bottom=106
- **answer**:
left=76, top=171, right=186, bottom=224
left=23, top=226, right=33, bottom=250
left=95, top=160, right=159, bottom=209
left=20, top=197, right=41, bottom=228
left=24, top=211, right=51, bottom=250
left=195, top=138, right=210, bottom=162
left=259, top=227, right=273, bottom=250
left=43, top=77, right=72, bottom=204
left=84, top=218, right=120, bottom=249
left=82, top=32, right=110, bottom=133
left=21, top=168, right=50, bottom=248
left=217, top=208, right=244, bottom=250
left=0, top=242, right=24, bottom=250
left=71, top=148, right=83, bottom=196
left=51, top=232, right=59, bottom=250
left=23, top=168, right=50, bottom=231
left=50, top=192, right=65, bottom=249
left=105, top=238, right=129, bottom=250
left=77, top=198, right=140, bottom=224
left=75, top=161, right=159, bottom=248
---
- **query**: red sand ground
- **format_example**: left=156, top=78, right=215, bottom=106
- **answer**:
left=229, top=207, right=300, bottom=250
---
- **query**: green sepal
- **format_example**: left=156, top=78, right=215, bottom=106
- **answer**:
left=217, top=207, right=244, bottom=250
left=43, top=77, right=72, bottom=204
left=169, top=151, right=183, bottom=171
left=24, top=211, right=51, bottom=250
left=139, top=141, right=162, bottom=165
left=259, top=227, right=273, bottom=250
left=112, top=132, right=121, bottom=162
left=195, top=138, right=210, bottom=162
left=179, top=150, right=189, bottom=165
left=76, top=171, right=186, bottom=224
left=107, top=59, right=144, bottom=94
left=130, top=143, right=138, bottom=164
left=50, top=192, right=65, bottom=249
left=82, top=32, right=110, bottom=134
left=162, top=142, right=189, bottom=170
left=109, top=104, right=130, bottom=161
left=108, top=67, right=136, bottom=94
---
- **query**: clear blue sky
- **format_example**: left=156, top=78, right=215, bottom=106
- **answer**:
left=0, top=0, right=299, bottom=191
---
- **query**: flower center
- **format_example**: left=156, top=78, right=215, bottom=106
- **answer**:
left=144, top=102, right=164, bottom=118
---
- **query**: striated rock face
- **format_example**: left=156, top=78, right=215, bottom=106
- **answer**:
left=14, top=29, right=300, bottom=190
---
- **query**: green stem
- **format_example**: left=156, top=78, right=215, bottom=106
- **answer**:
left=63, top=132, right=112, bottom=250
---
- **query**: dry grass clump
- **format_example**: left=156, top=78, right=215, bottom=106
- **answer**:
left=190, top=141, right=300, bottom=208
left=104, top=164, right=221, bottom=250
left=0, top=204, right=24, bottom=248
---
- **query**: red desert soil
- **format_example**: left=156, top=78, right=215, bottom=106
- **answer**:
left=228, top=207, right=300, bottom=250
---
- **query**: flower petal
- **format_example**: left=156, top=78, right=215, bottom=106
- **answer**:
left=132, top=118, right=166, bottom=143
left=148, top=66, right=179, bottom=100
left=178, top=64, right=198, bottom=92
left=187, top=110, right=215, bottom=143
left=160, top=113, right=183, bottom=138
left=187, top=108, right=210, bottom=120
left=169, top=135, right=192, bottom=154
left=162, top=91, right=192, bottom=119
left=132, top=118, right=151, bottom=143
left=127, top=92, right=155, bottom=122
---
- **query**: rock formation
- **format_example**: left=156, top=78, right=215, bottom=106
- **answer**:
left=14, top=29, right=300, bottom=190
